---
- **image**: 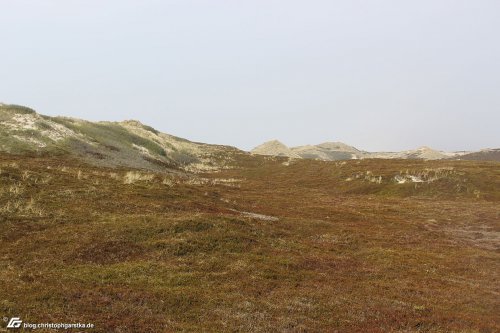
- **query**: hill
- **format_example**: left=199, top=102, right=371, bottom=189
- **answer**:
left=252, top=141, right=497, bottom=161
left=457, top=148, right=500, bottom=161
left=250, top=140, right=301, bottom=158
left=292, top=142, right=363, bottom=160
left=0, top=104, right=240, bottom=173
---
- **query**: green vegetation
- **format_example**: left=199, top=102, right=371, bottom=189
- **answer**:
left=0, top=104, right=36, bottom=115
left=141, top=124, right=160, bottom=135
left=52, top=119, right=167, bottom=157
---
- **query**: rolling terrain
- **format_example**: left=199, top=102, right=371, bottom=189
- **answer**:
left=0, top=104, right=499, bottom=332
left=251, top=140, right=498, bottom=162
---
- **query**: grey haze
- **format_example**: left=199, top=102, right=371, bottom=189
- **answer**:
left=1, top=0, right=499, bottom=152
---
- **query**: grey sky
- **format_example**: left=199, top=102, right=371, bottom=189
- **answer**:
left=1, top=0, right=499, bottom=152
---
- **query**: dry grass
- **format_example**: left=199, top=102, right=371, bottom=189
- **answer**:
left=0, top=153, right=498, bottom=332
left=123, top=171, right=156, bottom=184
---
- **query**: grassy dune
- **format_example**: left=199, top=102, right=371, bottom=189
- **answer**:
left=0, top=154, right=498, bottom=332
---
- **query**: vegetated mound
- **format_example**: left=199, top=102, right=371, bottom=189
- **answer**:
left=457, top=148, right=500, bottom=162
left=251, top=140, right=301, bottom=158
left=291, top=142, right=363, bottom=160
left=0, top=104, right=240, bottom=173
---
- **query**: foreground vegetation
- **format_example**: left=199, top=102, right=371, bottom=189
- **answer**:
left=0, top=153, right=498, bottom=332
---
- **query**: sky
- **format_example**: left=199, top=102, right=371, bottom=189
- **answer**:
left=1, top=0, right=499, bottom=152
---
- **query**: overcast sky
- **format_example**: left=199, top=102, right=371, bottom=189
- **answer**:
left=1, top=0, right=499, bottom=152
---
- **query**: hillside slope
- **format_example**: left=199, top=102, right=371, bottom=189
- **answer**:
left=457, top=148, right=500, bottom=162
left=0, top=104, right=240, bottom=172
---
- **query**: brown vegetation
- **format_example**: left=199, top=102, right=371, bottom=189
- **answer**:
left=0, top=153, right=498, bottom=332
